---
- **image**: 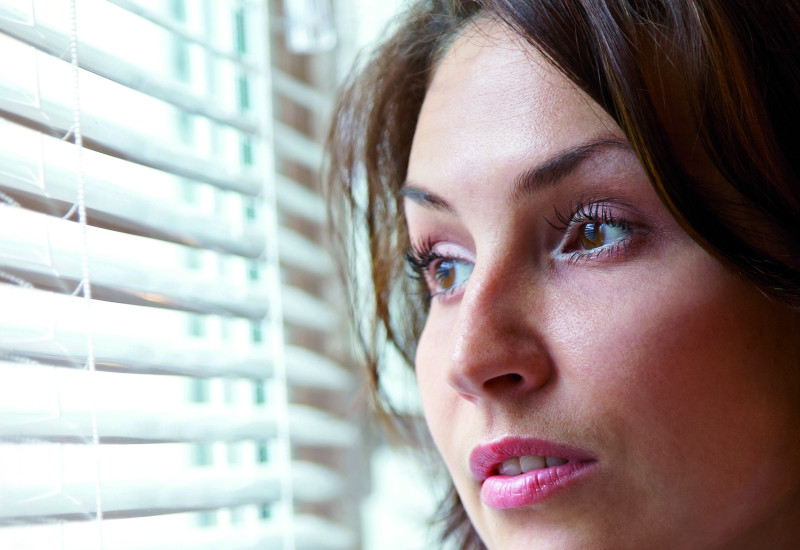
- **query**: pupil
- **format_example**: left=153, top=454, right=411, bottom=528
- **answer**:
left=579, top=223, right=605, bottom=249
left=437, top=260, right=455, bottom=288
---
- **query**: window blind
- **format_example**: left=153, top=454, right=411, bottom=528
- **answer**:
left=0, top=1, right=358, bottom=549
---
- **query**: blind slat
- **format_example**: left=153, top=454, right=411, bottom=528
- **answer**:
left=0, top=205, right=269, bottom=318
left=0, top=460, right=344, bottom=521
left=0, top=285, right=346, bottom=384
left=284, top=345, right=353, bottom=391
left=0, top=514, right=355, bottom=550
left=0, top=34, right=263, bottom=194
left=276, top=174, right=327, bottom=224
left=0, top=5, right=259, bottom=133
left=0, top=119, right=266, bottom=258
left=274, top=121, right=324, bottom=171
left=0, top=362, right=273, bottom=442
left=272, top=69, right=332, bottom=115
left=0, top=102, right=263, bottom=196
left=282, top=285, right=339, bottom=331
left=279, top=226, right=334, bottom=276
left=107, top=0, right=259, bottom=68
left=0, top=362, right=358, bottom=445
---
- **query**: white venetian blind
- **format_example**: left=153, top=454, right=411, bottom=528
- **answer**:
left=0, top=0, right=358, bottom=548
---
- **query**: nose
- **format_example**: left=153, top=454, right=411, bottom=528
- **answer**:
left=446, top=262, right=553, bottom=401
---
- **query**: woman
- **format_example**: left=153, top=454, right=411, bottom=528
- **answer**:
left=328, top=1, right=800, bottom=548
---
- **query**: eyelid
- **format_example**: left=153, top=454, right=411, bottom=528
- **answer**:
left=548, top=199, right=647, bottom=262
left=431, top=242, right=476, bottom=264
left=548, top=197, right=623, bottom=230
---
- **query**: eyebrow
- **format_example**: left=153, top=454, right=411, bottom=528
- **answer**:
left=398, top=184, right=456, bottom=212
left=400, top=136, right=632, bottom=212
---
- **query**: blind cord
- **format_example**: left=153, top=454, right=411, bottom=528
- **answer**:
left=68, top=0, right=105, bottom=545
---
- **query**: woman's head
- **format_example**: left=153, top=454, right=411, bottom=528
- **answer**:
left=407, top=20, right=800, bottom=549
left=328, top=1, right=800, bottom=548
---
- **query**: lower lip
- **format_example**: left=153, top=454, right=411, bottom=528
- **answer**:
left=480, top=460, right=597, bottom=509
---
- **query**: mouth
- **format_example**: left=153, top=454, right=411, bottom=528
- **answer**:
left=470, top=437, right=597, bottom=509
left=496, top=455, right=569, bottom=476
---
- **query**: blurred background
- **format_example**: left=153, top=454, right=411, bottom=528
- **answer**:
left=0, top=0, right=444, bottom=549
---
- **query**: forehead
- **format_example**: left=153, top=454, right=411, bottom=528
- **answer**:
left=427, top=22, right=565, bottom=125
left=408, top=21, right=619, bottom=190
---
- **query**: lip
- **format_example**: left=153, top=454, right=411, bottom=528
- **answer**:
left=469, top=436, right=598, bottom=510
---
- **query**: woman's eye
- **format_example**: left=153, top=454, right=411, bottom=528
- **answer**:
left=550, top=201, right=642, bottom=262
left=431, top=258, right=473, bottom=294
left=577, top=222, right=630, bottom=251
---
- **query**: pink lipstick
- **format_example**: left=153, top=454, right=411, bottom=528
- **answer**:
left=469, top=437, right=598, bottom=509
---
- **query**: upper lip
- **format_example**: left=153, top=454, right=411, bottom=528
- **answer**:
left=469, top=436, right=596, bottom=481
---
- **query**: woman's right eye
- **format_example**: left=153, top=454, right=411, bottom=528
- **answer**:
left=405, top=240, right=475, bottom=301
left=428, top=257, right=474, bottom=296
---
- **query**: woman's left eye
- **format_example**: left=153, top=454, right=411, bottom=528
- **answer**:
left=550, top=201, right=639, bottom=261
left=577, top=222, right=630, bottom=251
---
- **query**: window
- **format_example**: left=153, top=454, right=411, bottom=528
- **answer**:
left=0, top=0, right=358, bottom=548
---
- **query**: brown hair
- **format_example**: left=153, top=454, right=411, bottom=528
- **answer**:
left=327, top=1, right=800, bottom=547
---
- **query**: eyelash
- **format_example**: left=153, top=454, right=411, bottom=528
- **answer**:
left=547, top=198, right=635, bottom=262
left=405, top=238, right=461, bottom=301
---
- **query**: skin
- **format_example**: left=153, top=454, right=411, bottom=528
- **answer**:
left=403, top=21, right=800, bottom=550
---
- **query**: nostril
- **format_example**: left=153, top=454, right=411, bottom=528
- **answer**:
left=484, top=372, right=524, bottom=391
left=448, top=322, right=553, bottom=397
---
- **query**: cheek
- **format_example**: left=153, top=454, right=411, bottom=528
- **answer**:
left=560, top=247, right=800, bottom=480
left=414, top=313, right=467, bottom=471
left=415, top=319, right=449, bottom=422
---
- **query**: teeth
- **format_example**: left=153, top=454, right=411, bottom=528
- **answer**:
left=519, top=455, right=546, bottom=472
left=498, top=455, right=568, bottom=475
left=546, top=456, right=568, bottom=467
left=498, top=457, right=521, bottom=476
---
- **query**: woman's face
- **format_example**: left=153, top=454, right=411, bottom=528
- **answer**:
left=403, top=23, right=800, bottom=550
